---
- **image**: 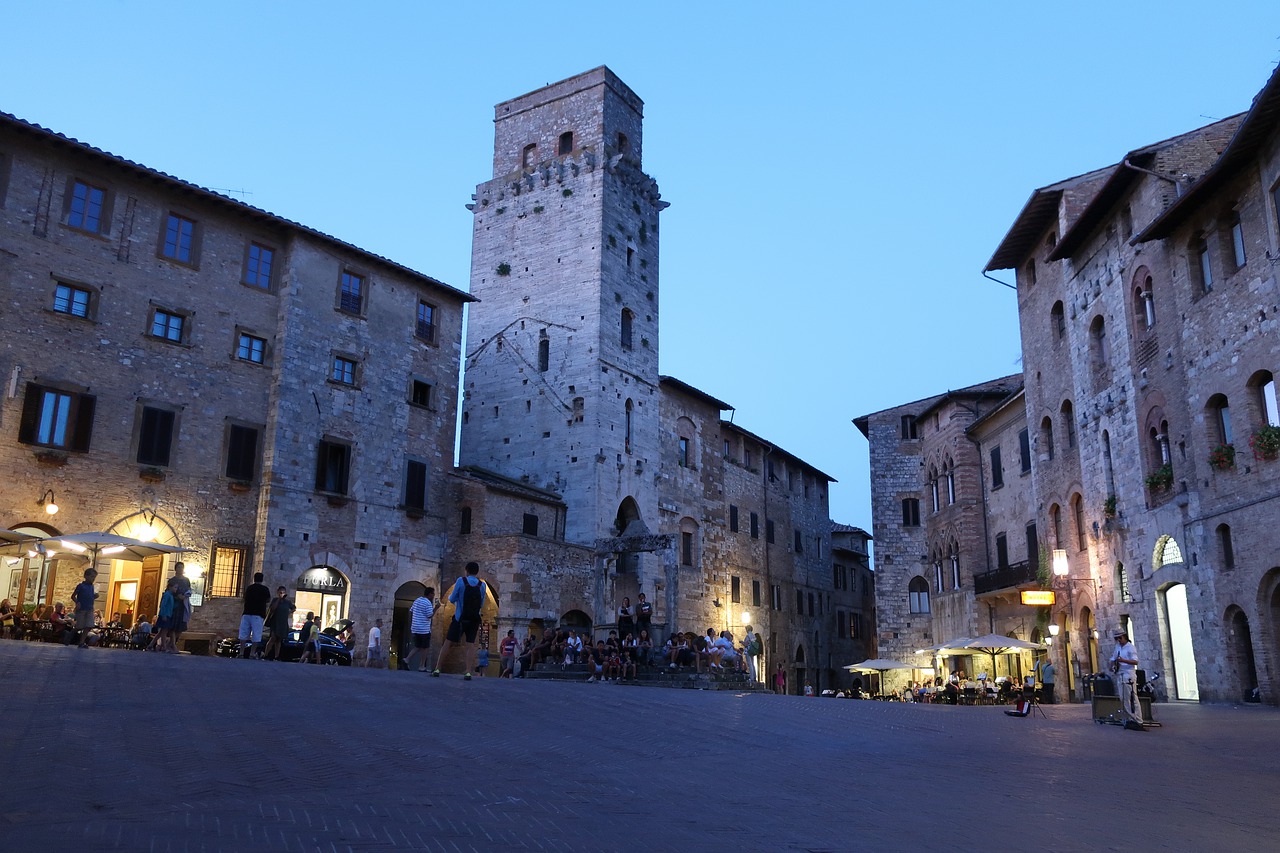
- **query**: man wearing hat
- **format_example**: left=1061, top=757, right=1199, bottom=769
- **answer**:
left=1109, top=628, right=1142, bottom=726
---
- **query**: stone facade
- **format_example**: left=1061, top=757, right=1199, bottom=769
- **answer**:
left=984, top=64, right=1280, bottom=703
left=0, top=110, right=471, bottom=647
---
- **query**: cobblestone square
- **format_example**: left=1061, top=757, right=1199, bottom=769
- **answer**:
left=1, top=643, right=1276, bottom=852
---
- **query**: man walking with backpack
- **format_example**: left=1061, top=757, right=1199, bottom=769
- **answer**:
left=433, top=562, right=487, bottom=680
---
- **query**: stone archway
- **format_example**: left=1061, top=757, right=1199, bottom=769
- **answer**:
left=1160, top=582, right=1199, bottom=700
left=1225, top=605, right=1258, bottom=703
left=390, top=581, right=427, bottom=666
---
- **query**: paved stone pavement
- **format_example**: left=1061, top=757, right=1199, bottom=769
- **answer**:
left=2, top=642, right=1278, bottom=852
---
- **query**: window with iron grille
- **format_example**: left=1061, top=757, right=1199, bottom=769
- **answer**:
left=209, top=544, right=248, bottom=598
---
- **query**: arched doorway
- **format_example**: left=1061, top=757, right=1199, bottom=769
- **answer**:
left=1081, top=607, right=1099, bottom=673
left=795, top=644, right=806, bottom=696
left=560, top=609, right=592, bottom=631
left=1161, top=583, right=1199, bottom=700
left=104, top=512, right=183, bottom=628
left=392, top=581, right=427, bottom=668
left=3, top=522, right=64, bottom=613
left=1225, top=606, right=1258, bottom=703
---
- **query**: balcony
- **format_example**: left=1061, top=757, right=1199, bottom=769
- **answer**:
left=974, top=560, right=1038, bottom=595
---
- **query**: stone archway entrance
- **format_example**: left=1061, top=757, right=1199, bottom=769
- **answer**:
left=1161, top=582, right=1199, bottom=700
left=1226, top=607, right=1258, bottom=703
left=392, top=581, right=427, bottom=667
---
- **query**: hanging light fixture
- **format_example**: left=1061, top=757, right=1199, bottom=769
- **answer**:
left=38, top=489, right=59, bottom=516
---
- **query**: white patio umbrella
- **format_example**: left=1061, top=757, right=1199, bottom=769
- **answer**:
left=843, top=658, right=915, bottom=697
left=943, top=633, right=1046, bottom=679
left=52, top=532, right=188, bottom=575
left=0, top=528, right=43, bottom=554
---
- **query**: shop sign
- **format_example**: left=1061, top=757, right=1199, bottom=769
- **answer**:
left=1021, top=589, right=1056, bottom=606
left=297, top=566, right=347, bottom=594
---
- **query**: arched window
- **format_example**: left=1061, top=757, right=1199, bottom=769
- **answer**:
left=1207, top=394, right=1232, bottom=446
left=908, top=576, right=930, bottom=614
left=679, top=517, right=699, bottom=567
left=945, top=458, right=956, bottom=504
left=1061, top=400, right=1076, bottom=449
left=928, top=465, right=939, bottom=512
left=624, top=399, right=633, bottom=454
left=1248, top=370, right=1279, bottom=427
left=1133, top=275, right=1155, bottom=330
left=522, top=143, right=537, bottom=169
left=1089, top=315, right=1110, bottom=378
left=1149, top=421, right=1171, bottom=466
left=1153, top=534, right=1183, bottom=568
left=1040, top=416, right=1055, bottom=461
left=1102, top=430, right=1115, bottom=493
left=558, top=131, right=574, bottom=156
left=621, top=309, right=634, bottom=351
left=1115, top=562, right=1131, bottom=603
left=1217, top=523, right=1235, bottom=570
left=1071, top=493, right=1086, bottom=552
left=1050, top=301, right=1065, bottom=340
left=616, top=132, right=629, bottom=154
left=949, top=542, right=960, bottom=589
left=1024, top=259, right=1036, bottom=287
left=1049, top=503, right=1063, bottom=550
left=459, top=506, right=472, bottom=535
left=933, top=554, right=943, bottom=592
left=537, top=337, right=549, bottom=372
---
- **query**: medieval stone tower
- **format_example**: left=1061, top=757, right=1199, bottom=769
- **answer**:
left=460, top=67, right=668, bottom=552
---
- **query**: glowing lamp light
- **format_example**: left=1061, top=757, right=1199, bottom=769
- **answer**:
left=102, top=546, right=126, bottom=555
left=38, top=489, right=58, bottom=515
left=1051, top=549, right=1069, bottom=577
left=1045, top=636, right=1053, bottom=646
left=60, top=541, right=87, bottom=553
left=1048, top=623, right=1060, bottom=637
left=136, top=525, right=157, bottom=542
left=740, top=611, right=751, bottom=625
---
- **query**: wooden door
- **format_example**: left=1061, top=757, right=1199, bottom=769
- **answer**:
left=136, top=556, right=163, bottom=621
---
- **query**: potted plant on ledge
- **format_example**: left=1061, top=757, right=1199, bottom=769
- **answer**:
left=1208, top=444, right=1236, bottom=471
left=1249, top=426, right=1280, bottom=461
left=1145, top=463, right=1173, bottom=492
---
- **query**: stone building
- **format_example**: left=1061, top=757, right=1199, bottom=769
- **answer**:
left=983, top=63, right=1280, bottom=703
left=0, top=109, right=472, bottom=647
left=854, top=376, right=1025, bottom=685
left=452, top=68, right=860, bottom=690
left=0, top=67, right=866, bottom=682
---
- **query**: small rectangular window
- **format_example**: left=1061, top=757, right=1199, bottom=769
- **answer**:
left=902, top=498, right=920, bottom=527
left=729, top=505, right=739, bottom=533
left=410, top=380, right=432, bottom=408
left=900, top=415, right=918, bottom=440
left=315, top=439, right=351, bottom=494
left=150, top=309, right=185, bottom=343
left=681, top=531, right=693, bottom=566
left=766, top=519, right=775, bottom=544
left=752, top=580, right=761, bottom=608
left=136, top=406, right=176, bottom=467
left=793, top=529, right=803, bottom=552
left=523, top=513, right=539, bottom=536
left=404, top=459, right=428, bottom=512
left=1019, top=428, right=1032, bottom=473
left=225, top=424, right=259, bottom=481
left=66, top=179, right=107, bottom=233
left=851, top=613, right=862, bottom=639
left=731, top=576, right=741, bottom=604
left=995, top=533, right=1009, bottom=569
left=808, top=592, right=815, bottom=617
left=339, top=271, right=364, bottom=315
left=161, top=213, right=197, bottom=264
left=331, top=355, right=357, bottom=386
left=678, top=437, right=690, bottom=467
left=750, top=512, right=759, bottom=539
left=18, top=383, right=95, bottom=451
left=460, top=507, right=472, bottom=534
left=1194, top=239, right=1213, bottom=292
left=244, top=242, right=275, bottom=289
left=990, top=446, right=1004, bottom=488
left=236, top=332, right=266, bottom=364
left=1230, top=217, right=1246, bottom=269
left=796, top=589, right=804, bottom=615
left=416, top=301, right=437, bottom=343
left=209, top=545, right=248, bottom=599
left=53, top=282, right=92, bottom=318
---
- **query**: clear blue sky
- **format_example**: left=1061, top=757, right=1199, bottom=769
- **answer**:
left=5, top=3, right=1277, bottom=537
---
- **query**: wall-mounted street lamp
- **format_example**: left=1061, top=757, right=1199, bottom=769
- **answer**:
left=1052, top=548, right=1069, bottom=577
left=38, top=489, right=58, bottom=516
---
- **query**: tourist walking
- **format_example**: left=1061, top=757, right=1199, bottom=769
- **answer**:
left=297, top=612, right=320, bottom=663
left=499, top=629, right=518, bottom=677
left=405, top=586, right=436, bottom=672
left=366, top=618, right=385, bottom=668
left=71, top=568, right=97, bottom=649
left=239, top=572, right=271, bottom=658
left=262, top=586, right=294, bottom=661
left=774, top=664, right=786, bottom=695
left=433, top=562, right=487, bottom=679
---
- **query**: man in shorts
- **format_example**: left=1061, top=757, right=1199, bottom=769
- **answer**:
left=366, top=618, right=385, bottom=668
left=405, top=586, right=435, bottom=672
left=432, top=562, right=486, bottom=680
left=239, top=572, right=272, bottom=658
left=71, top=568, right=97, bottom=648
